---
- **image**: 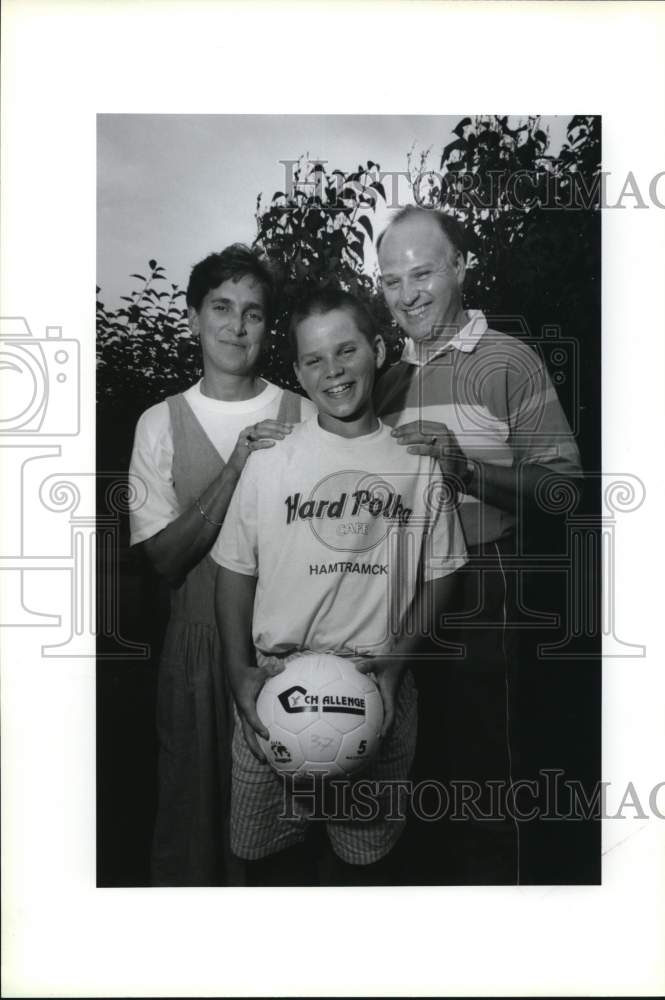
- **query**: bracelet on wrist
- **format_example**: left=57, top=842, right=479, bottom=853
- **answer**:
left=195, top=495, right=224, bottom=527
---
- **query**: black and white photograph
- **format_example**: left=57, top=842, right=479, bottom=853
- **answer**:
left=3, top=1, right=665, bottom=997
left=97, top=113, right=602, bottom=890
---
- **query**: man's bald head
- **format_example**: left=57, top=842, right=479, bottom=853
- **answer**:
left=376, top=207, right=468, bottom=342
left=376, top=206, right=468, bottom=261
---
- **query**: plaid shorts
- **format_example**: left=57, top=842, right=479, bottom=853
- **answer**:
left=230, top=669, right=417, bottom=866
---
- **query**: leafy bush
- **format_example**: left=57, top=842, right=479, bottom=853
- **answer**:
left=97, top=116, right=600, bottom=464
left=253, top=158, right=398, bottom=389
left=408, top=115, right=600, bottom=462
left=409, top=114, right=600, bottom=309
left=97, top=261, right=196, bottom=408
left=97, top=159, right=393, bottom=405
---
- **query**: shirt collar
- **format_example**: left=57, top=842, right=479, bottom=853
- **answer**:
left=400, top=310, right=488, bottom=366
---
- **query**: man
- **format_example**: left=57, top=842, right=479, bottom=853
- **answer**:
left=128, top=244, right=314, bottom=886
left=212, top=288, right=467, bottom=886
left=375, top=206, right=582, bottom=883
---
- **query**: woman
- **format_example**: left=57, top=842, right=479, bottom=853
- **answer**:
left=129, top=244, right=314, bottom=885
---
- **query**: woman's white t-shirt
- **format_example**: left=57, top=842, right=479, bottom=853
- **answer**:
left=128, top=379, right=316, bottom=545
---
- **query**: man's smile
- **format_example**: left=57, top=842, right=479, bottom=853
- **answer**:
left=404, top=303, right=430, bottom=319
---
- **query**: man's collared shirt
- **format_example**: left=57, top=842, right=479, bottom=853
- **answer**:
left=400, top=309, right=488, bottom=366
left=375, top=310, right=581, bottom=548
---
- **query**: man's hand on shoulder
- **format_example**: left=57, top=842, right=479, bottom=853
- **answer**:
left=390, top=420, right=472, bottom=486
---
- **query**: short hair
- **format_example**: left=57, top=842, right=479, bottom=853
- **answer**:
left=288, top=287, right=378, bottom=360
left=376, top=206, right=468, bottom=260
left=186, top=244, right=274, bottom=319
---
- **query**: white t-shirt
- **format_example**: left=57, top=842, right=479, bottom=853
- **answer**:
left=128, top=379, right=316, bottom=545
left=211, top=417, right=468, bottom=658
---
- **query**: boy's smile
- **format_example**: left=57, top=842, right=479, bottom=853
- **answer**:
left=294, top=308, right=386, bottom=438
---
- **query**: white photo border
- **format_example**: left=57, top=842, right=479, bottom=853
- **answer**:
left=2, top=1, right=665, bottom=996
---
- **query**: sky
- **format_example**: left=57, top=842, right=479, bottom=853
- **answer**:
left=97, top=114, right=570, bottom=308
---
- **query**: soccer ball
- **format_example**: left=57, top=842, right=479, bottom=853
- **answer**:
left=256, top=653, right=384, bottom=779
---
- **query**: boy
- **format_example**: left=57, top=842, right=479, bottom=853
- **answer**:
left=212, top=288, right=467, bottom=884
